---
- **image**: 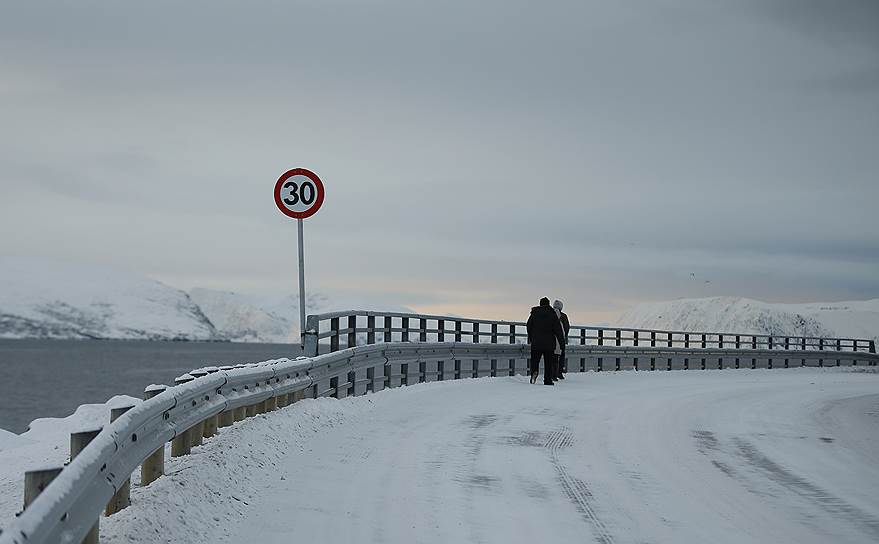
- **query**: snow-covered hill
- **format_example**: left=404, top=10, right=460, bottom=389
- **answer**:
left=190, top=288, right=413, bottom=343
left=616, top=296, right=879, bottom=343
left=0, top=257, right=220, bottom=341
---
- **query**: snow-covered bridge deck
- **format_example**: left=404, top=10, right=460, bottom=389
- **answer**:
left=101, top=368, right=879, bottom=544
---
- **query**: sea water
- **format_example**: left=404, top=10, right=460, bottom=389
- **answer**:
left=0, top=339, right=303, bottom=433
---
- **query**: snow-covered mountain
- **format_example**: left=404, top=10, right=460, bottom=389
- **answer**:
left=615, top=296, right=879, bottom=343
left=0, top=257, right=220, bottom=341
left=190, top=288, right=413, bottom=343
left=0, top=257, right=412, bottom=342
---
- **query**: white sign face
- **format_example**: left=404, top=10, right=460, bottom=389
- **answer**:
left=278, top=174, right=319, bottom=214
left=274, top=168, right=325, bottom=220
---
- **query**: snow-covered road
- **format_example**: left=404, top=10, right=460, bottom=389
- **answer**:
left=100, top=368, right=879, bottom=544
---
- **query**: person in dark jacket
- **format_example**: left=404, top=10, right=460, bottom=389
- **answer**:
left=526, top=297, right=565, bottom=385
left=553, top=299, right=571, bottom=379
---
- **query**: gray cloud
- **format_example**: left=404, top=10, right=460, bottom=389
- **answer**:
left=1, top=0, right=877, bottom=323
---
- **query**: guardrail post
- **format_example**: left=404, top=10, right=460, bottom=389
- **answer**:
left=347, top=315, right=356, bottom=348
left=384, top=363, right=395, bottom=388
left=220, top=408, right=235, bottom=427
left=634, top=331, right=639, bottom=347
left=580, top=329, right=587, bottom=372
left=171, top=375, right=194, bottom=457
left=304, top=314, right=320, bottom=356
left=106, top=405, right=135, bottom=516
left=473, top=322, right=482, bottom=377
left=667, top=332, right=672, bottom=348
left=190, top=419, right=206, bottom=446
left=718, top=335, right=723, bottom=349
left=384, top=316, right=392, bottom=342
left=23, top=466, right=63, bottom=511
left=367, top=366, right=377, bottom=391
left=871, top=341, right=876, bottom=354
left=70, top=429, right=101, bottom=544
left=650, top=331, right=656, bottom=347
left=598, top=329, right=603, bottom=346
left=616, top=330, right=621, bottom=347
left=701, top=334, right=706, bottom=349
left=685, top=333, right=690, bottom=348
left=490, top=323, right=498, bottom=376
left=330, top=317, right=340, bottom=352
left=736, top=335, right=741, bottom=349
left=420, top=318, right=428, bottom=342
left=508, top=324, right=517, bottom=375
left=367, top=315, right=376, bottom=345
left=172, top=426, right=191, bottom=457
left=402, top=317, right=409, bottom=342
left=141, top=385, right=168, bottom=486
left=439, top=319, right=446, bottom=342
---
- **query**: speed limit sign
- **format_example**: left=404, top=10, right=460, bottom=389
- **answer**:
left=274, top=168, right=325, bottom=219
left=273, top=167, right=325, bottom=350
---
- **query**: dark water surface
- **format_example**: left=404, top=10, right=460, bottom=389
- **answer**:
left=0, top=339, right=302, bottom=434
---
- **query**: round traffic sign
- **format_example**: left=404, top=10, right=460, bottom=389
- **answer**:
left=274, top=168, right=325, bottom=219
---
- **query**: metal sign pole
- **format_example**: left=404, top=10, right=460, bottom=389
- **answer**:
left=297, top=218, right=306, bottom=347
left=274, top=168, right=324, bottom=350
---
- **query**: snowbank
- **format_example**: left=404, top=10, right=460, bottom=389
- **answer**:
left=0, top=395, right=140, bottom=524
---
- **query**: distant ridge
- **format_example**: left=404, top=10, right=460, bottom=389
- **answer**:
left=0, top=257, right=411, bottom=342
left=0, top=257, right=220, bottom=341
left=615, top=296, right=879, bottom=344
left=190, top=288, right=412, bottom=343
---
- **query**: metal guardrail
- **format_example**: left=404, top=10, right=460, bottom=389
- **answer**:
left=304, top=310, right=877, bottom=358
left=2, top=313, right=876, bottom=544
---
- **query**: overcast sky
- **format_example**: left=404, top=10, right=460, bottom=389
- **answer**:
left=1, top=0, right=877, bottom=324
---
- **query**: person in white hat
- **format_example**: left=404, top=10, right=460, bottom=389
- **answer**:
left=552, top=299, right=570, bottom=379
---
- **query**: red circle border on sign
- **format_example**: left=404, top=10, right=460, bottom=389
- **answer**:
left=274, top=168, right=325, bottom=219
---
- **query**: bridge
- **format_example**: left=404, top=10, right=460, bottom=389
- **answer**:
left=1, top=311, right=876, bottom=543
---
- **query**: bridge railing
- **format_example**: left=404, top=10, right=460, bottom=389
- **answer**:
left=303, top=310, right=877, bottom=357
left=2, top=312, right=876, bottom=544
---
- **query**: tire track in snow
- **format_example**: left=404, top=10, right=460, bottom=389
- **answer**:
left=544, top=427, right=615, bottom=544
left=732, top=437, right=879, bottom=540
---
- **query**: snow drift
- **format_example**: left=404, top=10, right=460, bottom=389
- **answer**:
left=0, top=395, right=141, bottom=525
left=616, top=296, right=879, bottom=343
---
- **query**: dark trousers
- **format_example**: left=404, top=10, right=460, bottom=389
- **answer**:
left=558, top=347, right=567, bottom=377
left=531, top=347, right=557, bottom=384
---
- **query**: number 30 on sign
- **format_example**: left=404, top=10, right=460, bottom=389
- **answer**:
left=274, top=168, right=325, bottom=219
